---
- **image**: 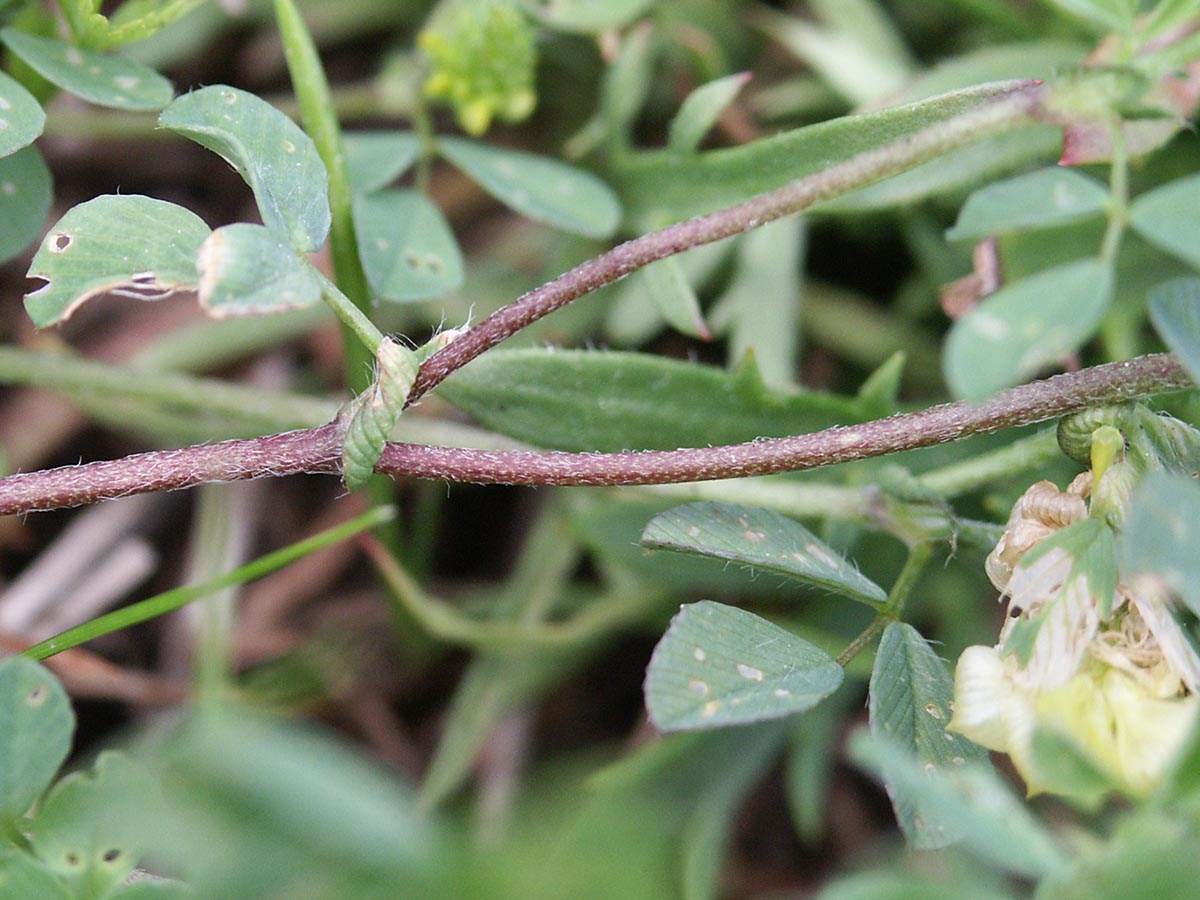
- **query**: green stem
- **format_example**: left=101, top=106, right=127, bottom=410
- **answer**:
left=23, top=506, right=395, bottom=661
left=916, top=428, right=1062, bottom=497
left=1100, top=117, right=1129, bottom=266
left=316, top=271, right=385, bottom=355
left=834, top=541, right=933, bottom=667
left=274, top=0, right=377, bottom=390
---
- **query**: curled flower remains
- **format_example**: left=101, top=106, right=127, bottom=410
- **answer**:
left=950, top=448, right=1200, bottom=799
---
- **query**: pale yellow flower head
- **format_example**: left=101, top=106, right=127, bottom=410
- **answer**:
left=951, top=472, right=1200, bottom=800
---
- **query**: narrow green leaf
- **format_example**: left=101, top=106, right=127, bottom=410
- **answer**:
left=25, top=194, right=210, bottom=328
left=30, top=752, right=153, bottom=897
left=629, top=257, right=710, bottom=340
left=1130, top=173, right=1200, bottom=271
left=0, top=146, right=51, bottom=265
left=946, top=167, right=1109, bottom=241
left=848, top=730, right=1067, bottom=879
left=1149, top=278, right=1200, bottom=387
left=668, top=72, right=751, bottom=155
left=1119, top=472, right=1200, bottom=619
left=98, top=0, right=201, bottom=48
left=614, top=82, right=1043, bottom=228
left=353, top=189, right=464, bottom=302
left=159, top=85, right=330, bottom=252
left=0, top=28, right=172, bottom=110
left=0, top=68, right=44, bottom=157
left=438, top=136, right=620, bottom=237
left=196, top=223, right=322, bottom=316
left=868, top=622, right=991, bottom=849
left=437, top=349, right=866, bottom=452
left=0, top=657, right=73, bottom=821
left=641, top=502, right=887, bottom=608
left=518, top=0, right=656, bottom=33
left=0, top=852, right=72, bottom=900
left=944, top=258, right=1114, bottom=400
left=645, top=600, right=844, bottom=731
left=342, top=130, right=421, bottom=194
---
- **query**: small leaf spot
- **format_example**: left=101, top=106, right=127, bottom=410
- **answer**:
left=773, top=688, right=791, bottom=697
left=101, top=849, right=122, bottom=863
left=743, top=529, right=766, bottom=543
left=951, top=756, right=966, bottom=766
left=923, top=762, right=937, bottom=777
left=805, top=543, right=841, bottom=569
left=2, top=181, right=15, bottom=195
left=687, top=526, right=701, bottom=538
left=26, top=683, right=47, bottom=706
left=736, top=663, right=764, bottom=682
left=0, top=96, right=10, bottom=111
left=114, top=75, right=141, bottom=91
left=49, top=233, right=72, bottom=253
left=688, top=678, right=709, bottom=696
left=701, top=700, right=720, bottom=718
left=692, top=646, right=707, bottom=663
left=282, top=139, right=296, bottom=153
left=374, top=237, right=388, bottom=251
left=88, top=65, right=102, bottom=76
left=66, top=48, right=84, bottom=65
left=0, top=119, right=8, bottom=131
left=923, top=702, right=943, bottom=720
left=64, top=853, right=81, bottom=867
left=222, top=91, right=237, bottom=104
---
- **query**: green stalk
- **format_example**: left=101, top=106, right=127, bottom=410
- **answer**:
left=23, top=506, right=395, bottom=661
left=274, top=0, right=406, bottom=558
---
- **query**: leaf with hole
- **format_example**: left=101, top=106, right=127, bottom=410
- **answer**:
left=439, top=136, right=620, bottom=238
left=1130, top=173, right=1200, bottom=271
left=353, top=189, right=464, bottom=302
left=0, top=146, right=51, bottom=266
left=0, top=657, right=73, bottom=822
left=946, top=167, right=1109, bottom=241
left=1149, top=278, right=1200, bottom=387
left=668, top=72, right=751, bottom=155
left=25, top=194, right=210, bottom=328
left=0, top=28, right=172, bottom=110
left=641, top=502, right=887, bottom=608
left=0, top=68, right=44, bottom=158
left=196, top=223, right=323, bottom=316
left=868, top=622, right=991, bottom=848
left=644, top=600, right=844, bottom=731
left=160, top=85, right=330, bottom=252
left=943, top=258, right=1114, bottom=400
left=30, top=752, right=155, bottom=898
left=437, top=349, right=867, bottom=452
left=343, top=131, right=421, bottom=194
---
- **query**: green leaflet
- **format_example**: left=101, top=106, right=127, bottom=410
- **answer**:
left=196, top=223, right=323, bottom=316
left=641, top=501, right=887, bottom=608
left=0, top=68, right=44, bottom=158
left=0, top=28, right=172, bottom=110
left=1149, top=278, right=1200, bottom=387
left=353, top=189, right=464, bottom=302
left=437, top=349, right=867, bottom=452
left=943, top=258, right=1114, bottom=400
left=667, top=72, right=751, bottom=155
left=0, top=147, right=51, bottom=266
left=160, top=85, right=330, bottom=253
left=946, top=167, right=1109, bottom=241
left=868, top=622, right=991, bottom=849
left=0, top=658, right=73, bottom=823
left=342, top=130, right=421, bottom=194
left=644, top=600, right=844, bottom=731
left=1130, top=173, right=1200, bottom=271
